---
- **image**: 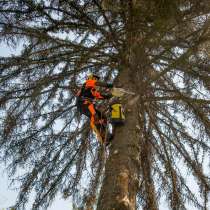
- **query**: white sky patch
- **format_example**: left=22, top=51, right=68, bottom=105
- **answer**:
left=47, top=31, right=76, bottom=41
left=0, top=42, right=22, bottom=57
left=0, top=42, right=74, bottom=210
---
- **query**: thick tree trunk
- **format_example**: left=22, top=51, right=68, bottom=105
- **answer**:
left=97, top=67, right=140, bottom=210
left=97, top=3, right=142, bottom=209
left=97, top=2, right=159, bottom=209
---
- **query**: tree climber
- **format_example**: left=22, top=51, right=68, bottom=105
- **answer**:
left=76, top=74, right=114, bottom=144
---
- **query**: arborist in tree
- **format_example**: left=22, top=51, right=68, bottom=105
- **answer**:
left=76, top=73, right=114, bottom=145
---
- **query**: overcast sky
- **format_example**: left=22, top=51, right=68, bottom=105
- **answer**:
left=0, top=163, right=72, bottom=210
left=0, top=44, right=73, bottom=210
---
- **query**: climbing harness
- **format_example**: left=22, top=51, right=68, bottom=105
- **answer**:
left=91, top=87, right=136, bottom=145
left=76, top=85, right=135, bottom=145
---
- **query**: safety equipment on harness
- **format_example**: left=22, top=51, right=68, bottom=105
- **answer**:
left=76, top=81, right=136, bottom=145
left=110, top=103, right=125, bottom=124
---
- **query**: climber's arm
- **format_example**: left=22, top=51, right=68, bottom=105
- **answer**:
left=95, top=81, right=113, bottom=88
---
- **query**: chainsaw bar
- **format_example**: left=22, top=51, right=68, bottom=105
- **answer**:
left=111, top=88, right=135, bottom=97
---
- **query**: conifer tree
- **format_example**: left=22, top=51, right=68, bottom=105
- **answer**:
left=0, top=1, right=209, bottom=210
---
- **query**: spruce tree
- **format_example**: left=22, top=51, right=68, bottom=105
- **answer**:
left=0, top=1, right=209, bottom=210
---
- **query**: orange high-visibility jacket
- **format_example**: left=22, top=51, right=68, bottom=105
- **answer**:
left=77, top=79, right=112, bottom=101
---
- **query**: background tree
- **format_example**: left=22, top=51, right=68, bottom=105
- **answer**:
left=0, top=0, right=209, bottom=210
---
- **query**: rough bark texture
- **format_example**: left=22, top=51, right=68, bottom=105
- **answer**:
left=97, top=3, right=154, bottom=208
left=97, top=65, right=140, bottom=210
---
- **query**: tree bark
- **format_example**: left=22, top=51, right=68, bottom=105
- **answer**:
left=97, top=2, right=159, bottom=209
left=97, top=66, right=140, bottom=210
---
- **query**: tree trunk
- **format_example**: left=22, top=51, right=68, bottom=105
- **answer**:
left=97, top=2, right=159, bottom=209
left=97, top=3, right=142, bottom=209
left=97, top=66, right=140, bottom=210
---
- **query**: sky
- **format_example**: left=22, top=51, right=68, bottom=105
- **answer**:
left=0, top=44, right=73, bottom=210
left=0, top=163, right=72, bottom=210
